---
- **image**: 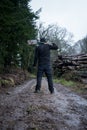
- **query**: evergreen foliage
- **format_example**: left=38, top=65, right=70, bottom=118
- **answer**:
left=0, top=0, right=38, bottom=72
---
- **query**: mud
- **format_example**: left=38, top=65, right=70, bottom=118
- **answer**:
left=0, top=78, right=87, bottom=130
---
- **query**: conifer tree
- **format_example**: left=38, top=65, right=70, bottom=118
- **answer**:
left=0, top=0, right=38, bottom=71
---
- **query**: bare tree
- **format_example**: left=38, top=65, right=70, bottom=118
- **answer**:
left=80, top=36, right=87, bottom=54
left=37, top=23, right=74, bottom=56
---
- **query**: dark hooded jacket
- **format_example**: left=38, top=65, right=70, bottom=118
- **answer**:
left=33, top=43, right=58, bottom=66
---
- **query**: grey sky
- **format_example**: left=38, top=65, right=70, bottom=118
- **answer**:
left=30, top=0, right=87, bottom=42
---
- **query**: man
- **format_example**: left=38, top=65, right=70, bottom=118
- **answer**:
left=33, top=38, right=58, bottom=94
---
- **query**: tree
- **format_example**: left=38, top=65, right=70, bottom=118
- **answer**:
left=0, top=0, right=39, bottom=71
left=80, top=36, right=87, bottom=54
left=37, top=23, right=74, bottom=58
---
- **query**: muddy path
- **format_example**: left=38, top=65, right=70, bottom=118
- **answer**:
left=0, top=78, right=87, bottom=130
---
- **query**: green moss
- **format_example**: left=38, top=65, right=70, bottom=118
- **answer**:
left=8, top=78, right=15, bottom=87
left=1, top=79, right=9, bottom=85
left=29, top=73, right=36, bottom=78
left=1, top=78, right=15, bottom=87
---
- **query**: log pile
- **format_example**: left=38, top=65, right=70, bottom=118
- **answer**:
left=53, top=54, right=87, bottom=78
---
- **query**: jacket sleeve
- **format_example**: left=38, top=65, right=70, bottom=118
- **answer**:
left=49, top=43, right=58, bottom=50
left=33, top=46, right=38, bottom=66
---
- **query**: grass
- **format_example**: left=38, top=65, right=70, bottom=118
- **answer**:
left=29, top=73, right=87, bottom=96
left=53, top=78, right=76, bottom=87
left=29, top=73, right=36, bottom=78
left=30, top=74, right=76, bottom=87
left=53, top=77, right=87, bottom=97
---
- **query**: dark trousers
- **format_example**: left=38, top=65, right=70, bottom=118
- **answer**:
left=35, top=64, right=54, bottom=93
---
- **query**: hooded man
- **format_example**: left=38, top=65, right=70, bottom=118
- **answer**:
left=33, top=38, right=58, bottom=94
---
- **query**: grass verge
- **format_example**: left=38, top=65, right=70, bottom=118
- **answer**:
left=53, top=78, right=87, bottom=97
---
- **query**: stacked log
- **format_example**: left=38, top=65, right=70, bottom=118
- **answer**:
left=53, top=54, right=87, bottom=78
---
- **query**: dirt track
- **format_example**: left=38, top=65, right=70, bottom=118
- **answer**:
left=0, top=78, right=87, bottom=130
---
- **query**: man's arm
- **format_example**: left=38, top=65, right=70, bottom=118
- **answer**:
left=33, top=46, right=38, bottom=66
left=49, top=43, right=58, bottom=50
